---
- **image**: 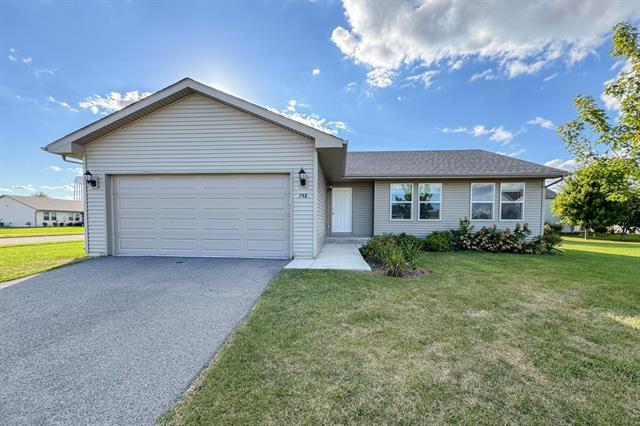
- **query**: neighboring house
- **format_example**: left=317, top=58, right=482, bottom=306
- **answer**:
left=43, top=78, right=567, bottom=259
left=544, top=189, right=575, bottom=233
left=0, top=195, right=83, bottom=227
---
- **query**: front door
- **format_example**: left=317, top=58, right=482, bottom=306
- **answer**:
left=332, top=187, right=352, bottom=233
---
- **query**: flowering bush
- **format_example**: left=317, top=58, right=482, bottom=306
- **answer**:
left=455, top=218, right=546, bottom=254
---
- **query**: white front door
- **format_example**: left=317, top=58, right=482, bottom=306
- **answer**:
left=332, top=187, right=352, bottom=233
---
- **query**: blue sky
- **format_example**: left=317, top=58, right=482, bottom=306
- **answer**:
left=1, top=1, right=638, bottom=199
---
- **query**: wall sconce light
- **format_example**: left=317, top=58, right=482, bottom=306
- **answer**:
left=84, top=171, right=97, bottom=187
left=298, top=168, right=307, bottom=187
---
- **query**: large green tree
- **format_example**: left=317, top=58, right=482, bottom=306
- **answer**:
left=557, top=22, right=640, bottom=193
left=552, top=160, right=628, bottom=238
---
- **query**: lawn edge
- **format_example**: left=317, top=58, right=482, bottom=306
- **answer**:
left=158, top=270, right=285, bottom=425
left=0, top=255, right=94, bottom=285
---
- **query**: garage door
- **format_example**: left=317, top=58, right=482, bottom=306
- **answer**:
left=112, top=174, right=290, bottom=258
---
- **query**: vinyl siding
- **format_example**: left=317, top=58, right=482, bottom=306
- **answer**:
left=374, top=179, right=543, bottom=237
left=315, top=155, right=327, bottom=255
left=329, top=182, right=374, bottom=237
left=84, top=94, right=315, bottom=258
left=0, top=198, right=36, bottom=227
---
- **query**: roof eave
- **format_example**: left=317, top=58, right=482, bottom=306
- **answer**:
left=342, top=172, right=569, bottom=180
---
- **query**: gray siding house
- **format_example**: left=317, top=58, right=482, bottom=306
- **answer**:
left=44, top=78, right=567, bottom=259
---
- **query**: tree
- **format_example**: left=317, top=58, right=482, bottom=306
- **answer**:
left=617, top=191, right=640, bottom=239
left=557, top=22, right=640, bottom=197
left=552, top=160, right=628, bottom=239
left=31, top=192, right=49, bottom=198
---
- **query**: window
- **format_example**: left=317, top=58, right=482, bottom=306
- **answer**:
left=390, top=183, right=413, bottom=220
left=419, top=183, right=442, bottom=220
left=500, top=183, right=525, bottom=220
left=43, top=211, right=55, bottom=221
left=68, top=213, right=74, bottom=221
left=470, top=183, right=495, bottom=220
left=74, top=212, right=81, bottom=221
left=50, top=211, right=57, bottom=221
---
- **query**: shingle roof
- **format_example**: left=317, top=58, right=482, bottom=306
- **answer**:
left=1, top=195, right=83, bottom=212
left=545, top=188, right=558, bottom=199
left=344, top=150, right=568, bottom=178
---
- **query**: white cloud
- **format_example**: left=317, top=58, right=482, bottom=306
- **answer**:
left=67, top=167, right=83, bottom=176
left=543, top=73, right=558, bottom=82
left=12, top=184, right=35, bottom=192
left=312, top=68, right=320, bottom=76
left=79, top=90, right=152, bottom=115
left=450, top=60, right=463, bottom=70
left=34, top=67, right=55, bottom=77
left=266, top=102, right=349, bottom=136
left=600, top=60, right=632, bottom=111
left=47, top=96, right=79, bottom=112
left=41, top=184, right=74, bottom=193
left=366, top=68, right=396, bottom=88
left=330, top=1, right=640, bottom=85
left=0, top=187, right=12, bottom=193
left=345, top=82, right=357, bottom=92
left=49, top=165, right=62, bottom=172
left=527, top=116, right=555, bottom=129
left=405, top=70, right=439, bottom=88
left=440, top=124, right=515, bottom=144
left=489, top=126, right=514, bottom=143
left=7, top=54, right=16, bottom=62
left=21, top=57, right=32, bottom=65
left=469, top=69, right=497, bottom=82
left=545, top=158, right=578, bottom=171
left=505, top=60, right=547, bottom=78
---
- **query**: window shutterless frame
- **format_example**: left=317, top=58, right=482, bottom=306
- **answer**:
left=389, top=183, right=414, bottom=221
left=499, top=182, right=526, bottom=221
left=418, top=183, right=442, bottom=221
left=469, top=182, right=495, bottom=221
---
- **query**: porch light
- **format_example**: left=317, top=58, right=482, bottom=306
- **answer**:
left=298, top=168, right=307, bottom=187
left=84, top=171, right=97, bottom=187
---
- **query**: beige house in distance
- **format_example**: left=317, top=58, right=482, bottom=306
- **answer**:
left=43, top=78, right=567, bottom=259
left=0, top=195, right=83, bottom=227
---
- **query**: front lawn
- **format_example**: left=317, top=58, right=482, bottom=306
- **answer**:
left=0, top=226, right=84, bottom=238
left=164, top=237, right=640, bottom=425
left=0, top=241, right=87, bottom=282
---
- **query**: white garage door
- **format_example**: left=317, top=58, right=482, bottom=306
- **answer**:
left=112, top=174, right=290, bottom=258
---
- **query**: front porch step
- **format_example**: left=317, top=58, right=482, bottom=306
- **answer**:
left=326, top=237, right=371, bottom=245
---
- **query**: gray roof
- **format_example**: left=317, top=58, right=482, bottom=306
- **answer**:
left=1, top=195, right=83, bottom=212
left=344, top=150, right=568, bottom=179
left=545, top=188, right=557, bottom=199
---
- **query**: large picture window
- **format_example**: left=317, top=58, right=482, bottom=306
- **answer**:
left=500, top=183, right=525, bottom=220
left=470, top=183, right=495, bottom=220
left=390, top=183, right=413, bottom=220
left=419, top=183, right=442, bottom=220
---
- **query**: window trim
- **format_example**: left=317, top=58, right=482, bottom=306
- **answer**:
left=469, top=182, right=495, bottom=221
left=418, top=183, right=442, bottom=221
left=499, top=182, right=526, bottom=221
left=389, top=183, right=414, bottom=221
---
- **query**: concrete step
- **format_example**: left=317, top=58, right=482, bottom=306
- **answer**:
left=326, top=237, right=370, bottom=246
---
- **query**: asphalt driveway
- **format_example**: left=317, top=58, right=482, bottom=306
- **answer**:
left=0, top=256, right=286, bottom=425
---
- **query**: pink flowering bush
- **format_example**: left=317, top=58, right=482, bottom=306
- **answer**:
left=455, top=218, right=547, bottom=254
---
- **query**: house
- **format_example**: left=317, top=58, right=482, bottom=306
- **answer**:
left=0, top=195, right=83, bottom=227
left=543, top=188, right=574, bottom=233
left=43, top=78, right=567, bottom=259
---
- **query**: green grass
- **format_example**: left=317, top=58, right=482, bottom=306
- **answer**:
left=0, top=241, right=87, bottom=282
left=163, top=237, right=640, bottom=425
left=589, top=233, right=640, bottom=242
left=0, top=226, right=84, bottom=237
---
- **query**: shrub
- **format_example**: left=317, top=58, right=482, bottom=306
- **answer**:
left=424, top=231, right=454, bottom=252
left=545, top=222, right=564, bottom=234
left=539, top=224, right=563, bottom=254
left=457, top=222, right=538, bottom=253
left=360, top=234, right=421, bottom=277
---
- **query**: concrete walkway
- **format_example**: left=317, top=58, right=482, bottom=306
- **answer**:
left=285, top=243, right=371, bottom=271
left=0, top=234, right=84, bottom=245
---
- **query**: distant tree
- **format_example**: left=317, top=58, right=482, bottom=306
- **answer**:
left=557, top=22, right=640, bottom=199
left=552, top=160, right=629, bottom=239
left=31, top=192, right=49, bottom=198
left=617, top=191, right=640, bottom=239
